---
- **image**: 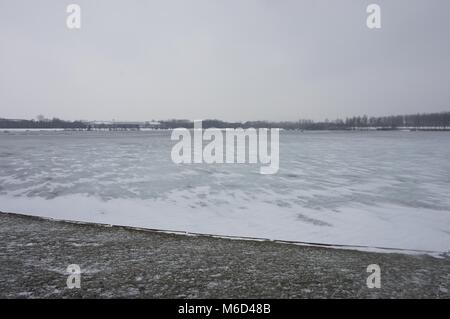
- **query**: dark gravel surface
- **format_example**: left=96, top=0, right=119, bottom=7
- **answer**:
left=1, top=212, right=449, bottom=298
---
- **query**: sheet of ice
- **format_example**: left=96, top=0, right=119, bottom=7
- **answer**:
left=1, top=130, right=450, bottom=253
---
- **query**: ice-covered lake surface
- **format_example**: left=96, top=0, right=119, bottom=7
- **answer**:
left=1, top=130, right=450, bottom=254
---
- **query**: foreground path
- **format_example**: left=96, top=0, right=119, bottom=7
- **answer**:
left=0, top=212, right=449, bottom=298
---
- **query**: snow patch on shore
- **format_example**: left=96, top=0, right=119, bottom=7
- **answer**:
left=1, top=192, right=450, bottom=254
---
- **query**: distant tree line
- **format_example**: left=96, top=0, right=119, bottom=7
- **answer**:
left=1, top=111, right=450, bottom=130
left=158, top=112, right=450, bottom=130
left=0, top=117, right=139, bottom=130
left=0, top=118, right=87, bottom=129
left=343, top=112, right=450, bottom=129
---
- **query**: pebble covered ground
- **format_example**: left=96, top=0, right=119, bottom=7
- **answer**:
left=1, top=212, right=449, bottom=298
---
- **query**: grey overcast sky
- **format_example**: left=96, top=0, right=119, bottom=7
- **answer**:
left=1, top=0, right=449, bottom=122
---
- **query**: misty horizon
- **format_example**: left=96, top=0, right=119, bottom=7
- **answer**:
left=1, top=0, right=450, bottom=122
left=2, top=110, right=450, bottom=124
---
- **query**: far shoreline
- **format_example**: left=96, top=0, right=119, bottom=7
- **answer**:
left=2, top=127, right=450, bottom=133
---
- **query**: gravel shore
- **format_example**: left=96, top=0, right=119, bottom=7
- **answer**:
left=1, top=212, right=449, bottom=298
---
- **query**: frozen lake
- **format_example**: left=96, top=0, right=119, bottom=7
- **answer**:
left=1, top=130, right=450, bottom=253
